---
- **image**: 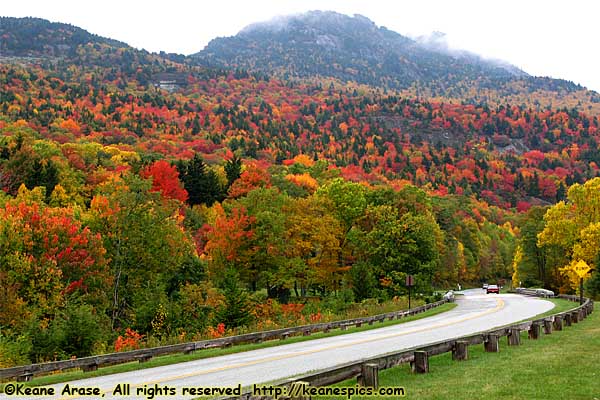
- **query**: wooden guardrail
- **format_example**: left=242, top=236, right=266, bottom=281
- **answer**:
left=0, top=297, right=452, bottom=382
left=514, top=287, right=555, bottom=298
left=222, top=293, right=594, bottom=399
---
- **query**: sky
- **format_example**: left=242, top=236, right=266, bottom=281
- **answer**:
left=3, top=0, right=600, bottom=92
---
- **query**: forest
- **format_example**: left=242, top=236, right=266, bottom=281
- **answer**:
left=1, top=24, right=600, bottom=367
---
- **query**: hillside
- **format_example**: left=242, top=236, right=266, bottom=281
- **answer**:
left=0, top=17, right=128, bottom=58
left=2, top=15, right=600, bottom=367
left=1, top=17, right=600, bottom=209
left=2, top=56, right=600, bottom=208
left=195, top=11, right=600, bottom=115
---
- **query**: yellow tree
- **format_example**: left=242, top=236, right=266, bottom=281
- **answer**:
left=572, top=222, right=600, bottom=264
left=567, top=178, right=600, bottom=227
left=536, top=201, right=577, bottom=257
left=538, top=178, right=600, bottom=292
left=284, top=196, right=342, bottom=295
left=511, top=245, right=524, bottom=288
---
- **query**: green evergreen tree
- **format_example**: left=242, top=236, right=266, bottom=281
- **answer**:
left=556, top=181, right=567, bottom=202
left=191, top=116, right=201, bottom=135
left=214, top=267, right=253, bottom=328
left=177, top=154, right=223, bottom=206
left=224, top=154, right=242, bottom=189
left=350, top=261, right=377, bottom=301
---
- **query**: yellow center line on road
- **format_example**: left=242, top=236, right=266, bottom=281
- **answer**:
left=59, top=298, right=505, bottom=399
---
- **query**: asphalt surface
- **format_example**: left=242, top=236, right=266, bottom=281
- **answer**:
left=1, top=290, right=554, bottom=400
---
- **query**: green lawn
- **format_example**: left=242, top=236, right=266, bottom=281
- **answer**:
left=321, top=299, right=598, bottom=400
left=527, top=297, right=578, bottom=318
left=1, top=302, right=457, bottom=390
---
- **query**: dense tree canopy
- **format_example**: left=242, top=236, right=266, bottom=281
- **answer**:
left=1, top=29, right=599, bottom=366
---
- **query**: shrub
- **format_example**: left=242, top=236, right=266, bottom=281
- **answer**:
left=321, top=289, right=355, bottom=314
left=56, top=303, right=109, bottom=357
left=27, top=303, right=109, bottom=361
left=350, top=261, right=378, bottom=301
left=114, top=328, right=144, bottom=352
left=173, top=282, right=223, bottom=334
left=0, top=334, right=31, bottom=367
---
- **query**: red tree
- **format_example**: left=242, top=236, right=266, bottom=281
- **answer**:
left=141, top=160, right=188, bottom=202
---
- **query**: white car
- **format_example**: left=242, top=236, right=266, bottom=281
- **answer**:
left=535, top=288, right=555, bottom=297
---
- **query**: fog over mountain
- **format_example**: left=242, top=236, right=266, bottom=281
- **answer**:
left=413, top=31, right=526, bottom=77
left=194, top=11, right=587, bottom=103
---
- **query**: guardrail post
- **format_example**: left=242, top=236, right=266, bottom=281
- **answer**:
left=484, top=334, right=499, bottom=352
left=508, top=328, right=521, bottom=346
left=553, top=315, right=563, bottom=331
left=355, top=322, right=362, bottom=328
left=452, top=341, right=469, bottom=361
left=138, top=354, right=153, bottom=363
left=412, top=351, right=429, bottom=373
left=82, top=362, right=99, bottom=372
left=340, top=325, right=348, bottom=331
left=303, top=329, right=311, bottom=336
left=571, top=311, right=579, bottom=324
left=565, top=313, right=572, bottom=326
left=16, top=373, right=33, bottom=382
left=543, top=319, right=553, bottom=334
left=529, top=322, right=540, bottom=339
left=280, top=333, right=289, bottom=340
left=358, top=363, right=379, bottom=388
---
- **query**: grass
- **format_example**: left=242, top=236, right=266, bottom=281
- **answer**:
left=320, top=298, right=599, bottom=400
left=529, top=297, right=578, bottom=318
left=0, top=302, right=457, bottom=391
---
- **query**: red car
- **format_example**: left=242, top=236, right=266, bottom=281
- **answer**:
left=486, top=284, right=499, bottom=294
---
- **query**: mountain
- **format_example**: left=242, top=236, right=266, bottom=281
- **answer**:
left=195, top=11, right=600, bottom=114
left=3, top=15, right=600, bottom=371
left=197, top=11, right=522, bottom=86
left=0, top=17, right=211, bottom=87
left=0, top=17, right=128, bottom=58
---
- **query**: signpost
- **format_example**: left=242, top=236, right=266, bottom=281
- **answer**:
left=406, top=275, right=415, bottom=309
left=573, top=260, right=592, bottom=305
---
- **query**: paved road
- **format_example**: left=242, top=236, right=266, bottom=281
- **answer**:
left=1, top=291, right=553, bottom=400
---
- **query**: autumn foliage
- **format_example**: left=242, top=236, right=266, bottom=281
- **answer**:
left=2, top=31, right=600, bottom=367
left=141, top=160, right=188, bottom=202
left=114, top=328, right=144, bottom=352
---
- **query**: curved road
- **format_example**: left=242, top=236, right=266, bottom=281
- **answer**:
left=2, top=291, right=554, bottom=400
